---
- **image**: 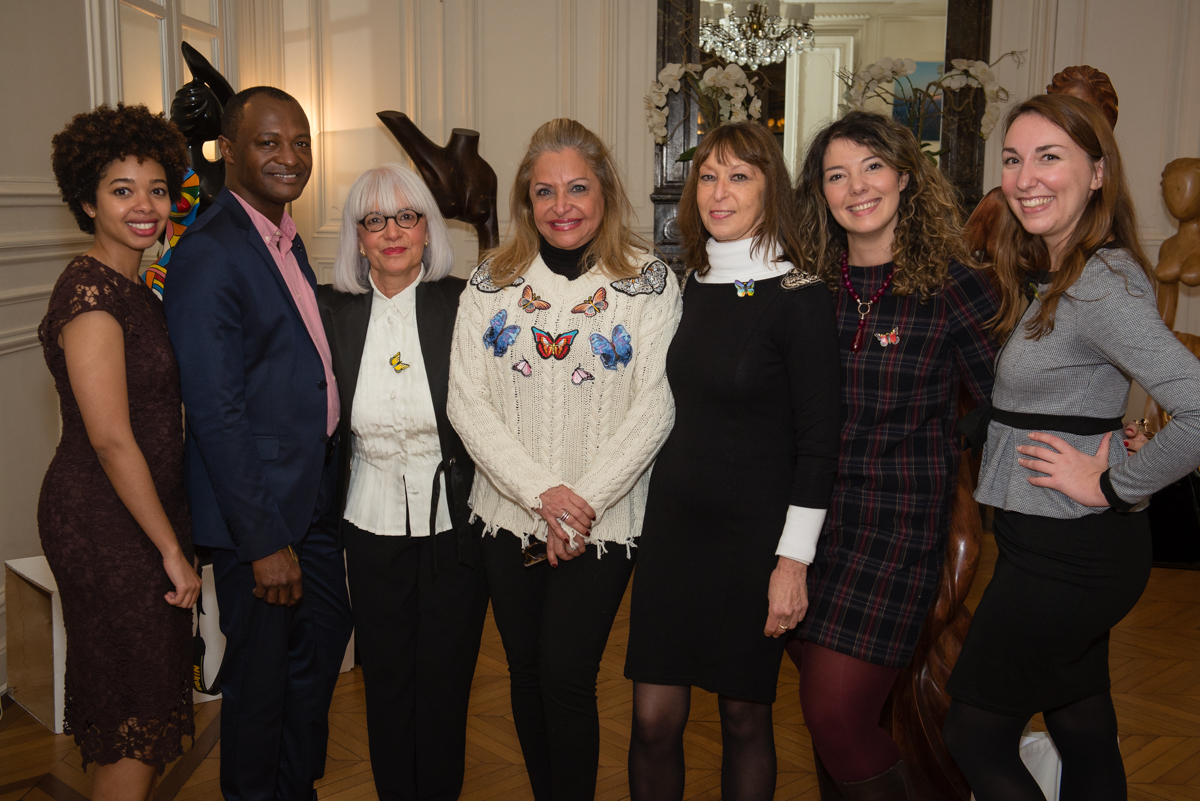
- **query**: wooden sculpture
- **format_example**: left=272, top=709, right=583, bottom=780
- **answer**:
left=168, top=42, right=235, bottom=211
left=377, top=112, right=499, bottom=257
left=893, top=64, right=1120, bottom=801
left=964, top=66, right=1119, bottom=261
left=1144, top=157, right=1200, bottom=430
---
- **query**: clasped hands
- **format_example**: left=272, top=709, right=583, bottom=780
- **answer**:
left=1015, top=431, right=1114, bottom=507
left=536, top=485, right=596, bottom=566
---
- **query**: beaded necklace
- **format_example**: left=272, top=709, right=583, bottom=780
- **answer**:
left=839, top=251, right=896, bottom=353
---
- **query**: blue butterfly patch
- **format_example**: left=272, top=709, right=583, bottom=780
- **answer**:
left=483, top=309, right=520, bottom=357
left=589, top=324, right=632, bottom=370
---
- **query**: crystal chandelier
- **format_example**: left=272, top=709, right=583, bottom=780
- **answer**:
left=699, top=2, right=816, bottom=71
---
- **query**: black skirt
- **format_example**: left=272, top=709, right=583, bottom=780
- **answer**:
left=946, top=508, right=1152, bottom=716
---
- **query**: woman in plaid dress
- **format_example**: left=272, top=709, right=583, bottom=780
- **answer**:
left=786, top=111, right=999, bottom=799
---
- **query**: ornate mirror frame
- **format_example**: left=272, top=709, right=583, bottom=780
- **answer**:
left=652, top=0, right=994, bottom=265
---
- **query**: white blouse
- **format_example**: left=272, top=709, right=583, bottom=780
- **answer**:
left=699, top=236, right=826, bottom=565
left=343, top=272, right=452, bottom=537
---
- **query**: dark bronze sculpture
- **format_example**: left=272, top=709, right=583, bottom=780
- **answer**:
left=377, top=112, right=500, bottom=255
left=168, top=42, right=235, bottom=212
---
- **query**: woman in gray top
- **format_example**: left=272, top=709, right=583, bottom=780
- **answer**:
left=943, top=94, right=1200, bottom=801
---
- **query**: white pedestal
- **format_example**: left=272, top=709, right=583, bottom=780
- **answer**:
left=4, top=556, right=66, bottom=734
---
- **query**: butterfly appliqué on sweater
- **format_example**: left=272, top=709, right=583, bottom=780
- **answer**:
left=483, top=309, right=520, bottom=357
left=518, top=285, right=551, bottom=313
left=532, top=327, right=578, bottom=360
left=590, top=325, right=632, bottom=370
left=611, top=260, right=668, bottom=297
left=571, top=287, right=608, bottom=316
left=571, top=365, right=594, bottom=385
left=512, top=358, right=533, bottom=377
left=470, top=258, right=525, bottom=293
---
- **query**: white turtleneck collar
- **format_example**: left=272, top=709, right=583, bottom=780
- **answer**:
left=695, top=236, right=794, bottom=284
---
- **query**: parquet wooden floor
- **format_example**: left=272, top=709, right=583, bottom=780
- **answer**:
left=2, top=536, right=1197, bottom=800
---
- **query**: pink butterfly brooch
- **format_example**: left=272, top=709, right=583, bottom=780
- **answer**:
left=875, top=328, right=900, bottom=347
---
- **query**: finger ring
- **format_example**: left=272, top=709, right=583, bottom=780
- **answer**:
left=558, top=511, right=571, bottom=523
left=777, top=622, right=788, bottom=630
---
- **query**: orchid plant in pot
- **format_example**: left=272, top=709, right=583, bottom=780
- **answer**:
left=838, top=51, right=1023, bottom=161
left=645, top=62, right=763, bottom=161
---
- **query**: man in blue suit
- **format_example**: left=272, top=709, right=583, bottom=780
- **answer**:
left=164, top=86, right=353, bottom=801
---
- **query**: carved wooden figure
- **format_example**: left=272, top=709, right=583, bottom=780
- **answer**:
left=1145, top=158, right=1200, bottom=431
left=377, top=112, right=499, bottom=257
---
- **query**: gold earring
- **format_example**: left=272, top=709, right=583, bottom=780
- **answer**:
left=424, top=239, right=429, bottom=247
left=359, top=247, right=366, bottom=257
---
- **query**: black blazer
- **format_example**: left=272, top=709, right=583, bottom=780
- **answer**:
left=317, top=277, right=478, bottom=567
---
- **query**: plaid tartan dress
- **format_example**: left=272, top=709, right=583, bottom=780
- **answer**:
left=797, top=260, right=998, bottom=667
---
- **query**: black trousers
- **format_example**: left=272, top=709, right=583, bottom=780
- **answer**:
left=210, top=448, right=354, bottom=801
left=480, top=530, right=635, bottom=801
left=343, top=519, right=489, bottom=801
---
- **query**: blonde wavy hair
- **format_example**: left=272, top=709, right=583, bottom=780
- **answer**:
left=794, top=110, right=974, bottom=300
left=485, top=118, right=648, bottom=285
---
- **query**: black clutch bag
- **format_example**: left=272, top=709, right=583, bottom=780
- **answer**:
left=1147, top=471, right=1200, bottom=566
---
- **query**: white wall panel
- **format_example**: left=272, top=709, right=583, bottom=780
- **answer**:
left=0, top=0, right=95, bottom=691
left=271, top=0, right=659, bottom=280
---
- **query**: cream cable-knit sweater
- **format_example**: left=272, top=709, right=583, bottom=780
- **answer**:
left=448, top=252, right=682, bottom=552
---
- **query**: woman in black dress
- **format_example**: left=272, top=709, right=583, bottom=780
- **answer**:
left=624, top=122, right=841, bottom=801
left=787, top=111, right=999, bottom=799
left=40, top=104, right=199, bottom=799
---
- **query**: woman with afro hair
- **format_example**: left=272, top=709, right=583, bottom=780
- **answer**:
left=39, top=103, right=200, bottom=800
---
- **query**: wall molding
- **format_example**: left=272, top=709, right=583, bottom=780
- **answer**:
left=0, top=179, right=66, bottom=208
left=0, top=234, right=92, bottom=268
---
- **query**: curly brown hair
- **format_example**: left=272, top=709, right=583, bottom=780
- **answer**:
left=51, top=103, right=188, bottom=234
left=678, top=122, right=806, bottom=276
left=793, top=111, right=973, bottom=300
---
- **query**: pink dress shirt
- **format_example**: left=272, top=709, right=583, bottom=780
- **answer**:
left=231, top=192, right=339, bottom=435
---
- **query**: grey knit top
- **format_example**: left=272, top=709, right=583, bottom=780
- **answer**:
left=975, top=248, right=1200, bottom=518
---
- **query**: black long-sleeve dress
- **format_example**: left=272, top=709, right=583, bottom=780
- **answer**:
left=625, top=273, right=841, bottom=703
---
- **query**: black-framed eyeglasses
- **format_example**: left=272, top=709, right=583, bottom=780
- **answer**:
left=358, top=209, right=424, bottom=232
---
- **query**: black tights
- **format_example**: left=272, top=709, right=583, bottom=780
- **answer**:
left=628, top=683, right=776, bottom=801
left=944, top=691, right=1126, bottom=801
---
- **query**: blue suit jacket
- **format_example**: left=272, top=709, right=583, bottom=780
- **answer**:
left=164, top=188, right=331, bottom=563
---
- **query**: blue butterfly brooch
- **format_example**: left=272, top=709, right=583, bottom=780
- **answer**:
left=734, top=279, right=754, bottom=297
left=482, top=309, right=520, bottom=357
left=589, top=324, right=632, bottom=370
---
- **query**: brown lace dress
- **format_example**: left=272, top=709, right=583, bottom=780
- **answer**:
left=37, top=255, right=194, bottom=769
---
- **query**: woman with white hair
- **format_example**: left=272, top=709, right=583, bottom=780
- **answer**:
left=317, top=162, right=487, bottom=801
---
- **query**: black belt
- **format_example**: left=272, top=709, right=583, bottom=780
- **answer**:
left=958, top=403, right=1124, bottom=450
left=991, top=407, right=1124, bottom=436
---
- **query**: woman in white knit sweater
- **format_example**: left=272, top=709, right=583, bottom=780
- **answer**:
left=447, top=118, right=681, bottom=800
